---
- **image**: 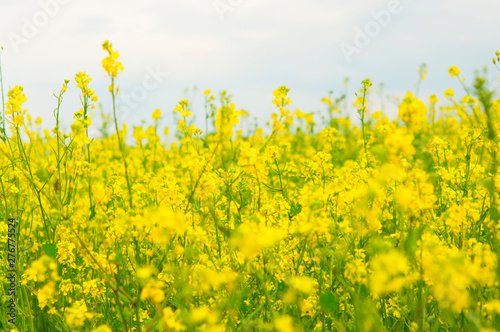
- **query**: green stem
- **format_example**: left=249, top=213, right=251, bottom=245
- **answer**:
left=54, top=90, right=63, bottom=204
left=135, top=292, right=142, bottom=332
left=359, top=81, right=369, bottom=155
left=110, top=77, right=134, bottom=209
left=0, top=47, right=5, bottom=137
left=83, top=96, right=93, bottom=214
left=14, top=128, right=53, bottom=240
left=153, top=121, right=157, bottom=173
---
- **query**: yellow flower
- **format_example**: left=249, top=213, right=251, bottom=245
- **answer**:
left=152, top=108, right=161, bottom=120
left=372, top=111, right=383, bottom=120
left=272, top=85, right=293, bottom=123
left=5, top=86, right=28, bottom=129
left=137, top=266, right=154, bottom=281
left=140, top=285, right=165, bottom=304
left=162, top=307, right=186, bottom=331
left=398, top=92, right=428, bottom=130
left=214, top=103, right=242, bottom=141
left=444, top=88, right=455, bottom=98
left=186, top=124, right=203, bottom=136
left=190, top=306, right=210, bottom=323
left=344, top=249, right=368, bottom=284
left=305, top=113, right=314, bottom=125
left=295, top=110, right=306, bottom=119
left=75, top=72, right=92, bottom=92
left=289, top=276, right=316, bottom=294
left=272, top=85, right=290, bottom=100
left=37, top=282, right=56, bottom=309
left=102, top=40, right=124, bottom=77
left=448, top=65, right=460, bottom=77
left=275, top=315, right=295, bottom=332
left=65, top=300, right=93, bottom=329
left=369, top=250, right=409, bottom=296
left=174, top=100, right=192, bottom=117
left=92, top=325, right=114, bottom=332
left=231, top=215, right=285, bottom=260
left=484, top=300, right=500, bottom=315
left=321, top=96, right=333, bottom=106
left=429, top=94, right=438, bottom=105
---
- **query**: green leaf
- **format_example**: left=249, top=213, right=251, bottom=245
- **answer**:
left=89, top=205, right=96, bottom=220
left=42, top=243, right=57, bottom=258
left=289, top=202, right=302, bottom=219
left=35, top=168, right=49, bottom=183
left=319, top=291, right=338, bottom=314
left=403, top=225, right=425, bottom=255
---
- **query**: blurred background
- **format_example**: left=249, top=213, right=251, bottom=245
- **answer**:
left=0, top=0, right=498, bottom=136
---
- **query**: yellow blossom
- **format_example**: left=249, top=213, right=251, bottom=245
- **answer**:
left=448, top=65, right=460, bottom=77
left=152, top=108, right=161, bottom=120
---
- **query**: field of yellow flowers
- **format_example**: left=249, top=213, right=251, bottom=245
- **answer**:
left=1, top=42, right=500, bottom=331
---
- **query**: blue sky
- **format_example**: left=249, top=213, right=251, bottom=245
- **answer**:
left=0, top=0, right=499, bottom=136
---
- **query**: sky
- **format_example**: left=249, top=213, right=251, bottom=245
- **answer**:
left=0, top=0, right=499, bottom=137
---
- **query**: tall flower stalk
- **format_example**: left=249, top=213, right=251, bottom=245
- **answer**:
left=0, top=47, right=6, bottom=138
left=356, top=79, right=371, bottom=155
left=75, top=72, right=97, bottom=214
left=101, top=40, right=133, bottom=208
